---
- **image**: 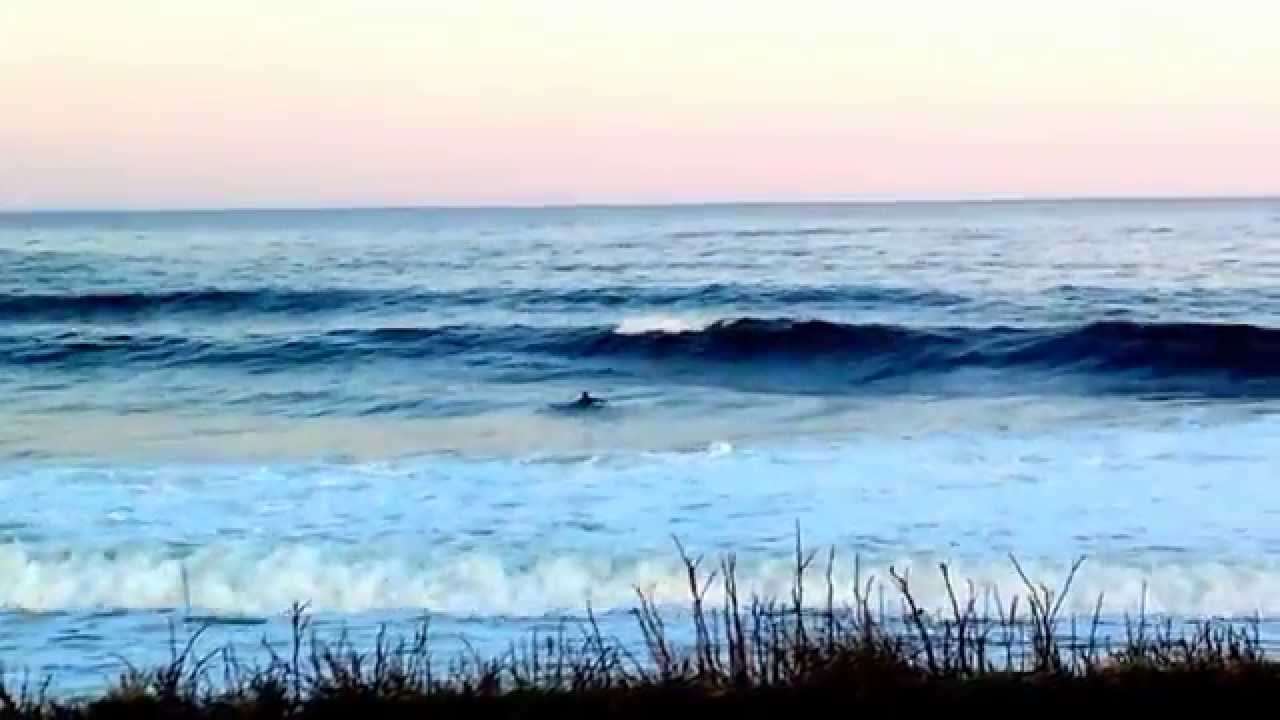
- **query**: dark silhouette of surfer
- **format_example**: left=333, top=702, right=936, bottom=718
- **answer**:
left=548, top=391, right=607, bottom=412
left=573, top=391, right=604, bottom=408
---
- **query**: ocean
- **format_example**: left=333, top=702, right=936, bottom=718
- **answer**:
left=2, top=199, right=1279, bottom=690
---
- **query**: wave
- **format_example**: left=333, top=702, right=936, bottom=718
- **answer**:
left=0, top=289, right=376, bottom=320
left=587, top=319, right=1280, bottom=384
left=5, top=319, right=1280, bottom=392
left=6, top=285, right=1278, bottom=327
left=614, top=314, right=717, bottom=335
left=1, top=543, right=1278, bottom=617
left=0, top=284, right=964, bottom=322
left=7, top=284, right=1278, bottom=328
left=666, top=226, right=888, bottom=240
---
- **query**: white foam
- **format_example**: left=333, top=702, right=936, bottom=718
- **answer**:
left=3, top=543, right=1280, bottom=618
left=614, top=314, right=716, bottom=335
left=706, top=441, right=733, bottom=457
left=3, top=414, right=1280, bottom=620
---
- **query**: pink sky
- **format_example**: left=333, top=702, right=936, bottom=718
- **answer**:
left=2, top=1, right=1278, bottom=209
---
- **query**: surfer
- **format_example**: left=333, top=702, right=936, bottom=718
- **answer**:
left=573, top=391, right=604, bottom=408
left=547, top=391, right=607, bottom=412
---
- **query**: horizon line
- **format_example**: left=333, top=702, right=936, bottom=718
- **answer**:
left=2, top=193, right=1278, bottom=216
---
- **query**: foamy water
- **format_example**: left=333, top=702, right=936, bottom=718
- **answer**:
left=614, top=314, right=717, bottom=335
left=3, top=415, right=1278, bottom=616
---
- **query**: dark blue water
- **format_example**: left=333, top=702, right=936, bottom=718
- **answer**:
left=3, top=201, right=1280, bottom=426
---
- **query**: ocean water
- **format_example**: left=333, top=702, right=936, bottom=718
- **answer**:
left=2, top=199, right=1280, bottom=690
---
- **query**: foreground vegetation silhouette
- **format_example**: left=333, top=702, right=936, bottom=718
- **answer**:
left=2, top=535, right=1275, bottom=716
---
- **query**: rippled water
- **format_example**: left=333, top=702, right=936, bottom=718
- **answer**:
left=1, top=199, right=1279, bottom=691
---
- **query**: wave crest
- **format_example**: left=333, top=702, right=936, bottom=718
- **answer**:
left=3, top=543, right=1279, bottom=618
left=5, top=319, right=1280, bottom=394
left=614, top=315, right=716, bottom=335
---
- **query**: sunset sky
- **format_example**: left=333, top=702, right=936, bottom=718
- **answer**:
left=2, top=0, right=1278, bottom=209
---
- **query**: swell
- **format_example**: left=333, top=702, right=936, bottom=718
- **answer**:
left=5, top=319, right=1280, bottom=390
left=0, top=284, right=963, bottom=322
left=665, top=225, right=891, bottom=239
left=6, top=285, right=1277, bottom=324
left=582, top=319, right=1280, bottom=385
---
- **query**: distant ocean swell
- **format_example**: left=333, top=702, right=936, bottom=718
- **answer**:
left=0, top=285, right=964, bottom=321
left=4, top=318, right=1280, bottom=392
left=3, top=284, right=1278, bottom=322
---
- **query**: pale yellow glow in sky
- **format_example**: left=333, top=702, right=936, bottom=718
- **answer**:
left=2, top=0, right=1277, bottom=208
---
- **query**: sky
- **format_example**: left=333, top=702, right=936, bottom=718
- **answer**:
left=2, top=0, right=1278, bottom=210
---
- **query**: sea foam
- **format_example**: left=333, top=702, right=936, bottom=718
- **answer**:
left=2, top=543, right=1279, bottom=618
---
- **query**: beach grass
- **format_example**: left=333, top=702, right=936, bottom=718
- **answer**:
left=1, top=534, right=1275, bottom=716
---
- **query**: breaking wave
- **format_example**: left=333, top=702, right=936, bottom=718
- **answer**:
left=5, top=318, right=1279, bottom=394
left=2, top=543, right=1279, bottom=618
